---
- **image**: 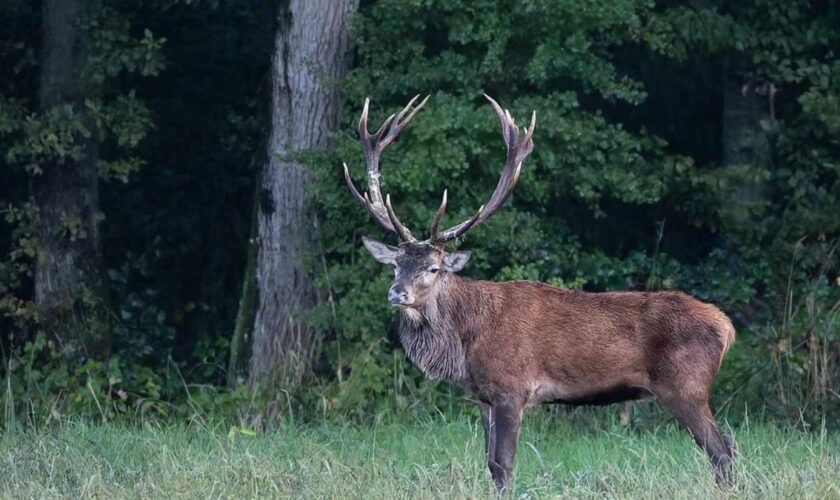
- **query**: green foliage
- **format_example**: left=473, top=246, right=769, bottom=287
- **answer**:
left=644, top=7, right=745, bottom=61
left=0, top=330, right=250, bottom=428
left=5, top=105, right=92, bottom=171
left=86, top=11, right=167, bottom=85
left=304, top=0, right=840, bottom=422
left=0, top=0, right=166, bottom=330
left=0, top=204, right=37, bottom=314
left=1, top=0, right=840, bottom=427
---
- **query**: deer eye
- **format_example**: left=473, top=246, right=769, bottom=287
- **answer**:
left=427, top=267, right=440, bottom=274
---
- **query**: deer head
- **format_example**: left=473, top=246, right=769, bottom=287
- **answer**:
left=343, top=94, right=536, bottom=308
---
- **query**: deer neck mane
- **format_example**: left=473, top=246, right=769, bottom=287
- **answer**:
left=397, top=273, right=470, bottom=382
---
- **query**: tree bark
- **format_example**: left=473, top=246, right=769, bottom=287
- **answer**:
left=248, top=0, right=358, bottom=394
left=33, top=0, right=110, bottom=360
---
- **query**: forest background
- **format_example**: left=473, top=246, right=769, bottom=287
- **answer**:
left=1, top=0, right=839, bottom=431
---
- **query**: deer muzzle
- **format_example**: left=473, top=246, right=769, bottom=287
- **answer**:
left=388, top=284, right=413, bottom=306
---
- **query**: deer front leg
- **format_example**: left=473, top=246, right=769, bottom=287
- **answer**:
left=488, top=401, right=523, bottom=493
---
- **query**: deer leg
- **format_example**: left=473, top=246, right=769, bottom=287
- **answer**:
left=619, top=401, right=635, bottom=427
left=479, top=402, right=497, bottom=466
left=723, top=433, right=737, bottom=458
left=488, top=401, right=522, bottom=493
left=659, top=394, right=732, bottom=485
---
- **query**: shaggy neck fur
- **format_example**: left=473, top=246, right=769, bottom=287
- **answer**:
left=397, top=273, right=473, bottom=382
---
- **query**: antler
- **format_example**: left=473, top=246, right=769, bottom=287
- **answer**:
left=343, top=95, right=429, bottom=242
left=430, top=94, right=535, bottom=244
left=343, top=94, right=535, bottom=247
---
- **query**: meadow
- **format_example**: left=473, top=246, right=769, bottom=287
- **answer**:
left=2, top=410, right=838, bottom=499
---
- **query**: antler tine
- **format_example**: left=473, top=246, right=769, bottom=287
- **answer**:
left=343, top=162, right=366, bottom=205
left=397, top=94, right=422, bottom=120
left=432, top=94, right=536, bottom=244
left=344, top=96, right=429, bottom=241
left=378, top=94, right=429, bottom=149
left=357, top=98, right=374, bottom=150
left=525, top=110, right=536, bottom=143
left=429, top=189, right=448, bottom=241
left=398, top=95, right=430, bottom=128
left=485, top=94, right=517, bottom=150
left=434, top=204, right=485, bottom=242
left=385, top=194, right=416, bottom=242
left=373, top=113, right=397, bottom=141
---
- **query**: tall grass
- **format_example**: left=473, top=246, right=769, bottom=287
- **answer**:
left=764, top=242, right=840, bottom=422
left=1, top=413, right=838, bottom=499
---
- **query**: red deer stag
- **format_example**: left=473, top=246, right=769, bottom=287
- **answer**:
left=343, top=95, right=736, bottom=492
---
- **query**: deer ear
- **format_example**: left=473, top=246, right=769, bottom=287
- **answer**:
left=362, top=236, right=401, bottom=265
left=442, top=251, right=471, bottom=272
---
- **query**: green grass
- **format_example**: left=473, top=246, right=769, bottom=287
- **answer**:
left=1, top=412, right=839, bottom=499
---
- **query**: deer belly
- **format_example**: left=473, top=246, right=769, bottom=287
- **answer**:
left=527, top=380, right=653, bottom=407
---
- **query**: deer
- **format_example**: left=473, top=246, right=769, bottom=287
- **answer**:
left=342, top=94, right=736, bottom=492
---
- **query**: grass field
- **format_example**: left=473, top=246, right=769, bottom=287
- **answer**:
left=1, top=412, right=838, bottom=499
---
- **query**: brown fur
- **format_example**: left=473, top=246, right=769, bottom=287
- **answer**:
left=395, top=272, right=736, bottom=490
left=399, top=275, right=734, bottom=403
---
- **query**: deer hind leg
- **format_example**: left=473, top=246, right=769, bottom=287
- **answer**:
left=722, top=433, right=736, bottom=458
left=657, top=391, right=733, bottom=485
left=478, top=402, right=497, bottom=466
left=487, top=401, right=523, bottom=494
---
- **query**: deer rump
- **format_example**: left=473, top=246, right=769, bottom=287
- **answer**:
left=399, top=279, right=734, bottom=408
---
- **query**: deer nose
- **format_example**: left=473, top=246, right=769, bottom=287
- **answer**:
left=388, top=286, right=408, bottom=305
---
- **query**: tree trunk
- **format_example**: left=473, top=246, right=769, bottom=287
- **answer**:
left=248, top=0, right=358, bottom=396
left=720, top=53, right=772, bottom=233
left=33, top=0, right=110, bottom=360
